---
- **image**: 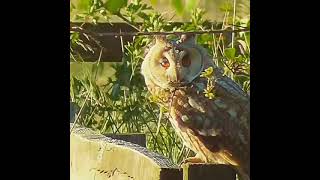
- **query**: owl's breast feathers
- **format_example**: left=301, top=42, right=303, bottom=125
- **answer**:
left=149, top=69, right=250, bottom=175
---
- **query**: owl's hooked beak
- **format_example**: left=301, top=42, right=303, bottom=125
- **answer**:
left=167, top=70, right=189, bottom=87
left=166, top=46, right=192, bottom=88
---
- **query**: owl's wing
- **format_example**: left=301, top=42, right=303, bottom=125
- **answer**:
left=170, top=64, right=249, bottom=172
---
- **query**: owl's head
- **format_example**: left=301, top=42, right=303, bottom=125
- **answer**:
left=141, top=35, right=207, bottom=89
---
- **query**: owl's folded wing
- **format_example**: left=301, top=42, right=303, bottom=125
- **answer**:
left=171, top=71, right=250, bottom=166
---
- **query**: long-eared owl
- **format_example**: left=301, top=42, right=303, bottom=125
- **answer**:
left=141, top=35, right=250, bottom=180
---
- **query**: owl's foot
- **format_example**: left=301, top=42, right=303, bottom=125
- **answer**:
left=179, top=156, right=205, bottom=167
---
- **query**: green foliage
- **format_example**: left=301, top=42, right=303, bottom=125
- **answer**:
left=70, top=0, right=250, bottom=164
left=104, top=0, right=127, bottom=14
left=224, top=48, right=236, bottom=59
left=123, top=0, right=152, bottom=23
left=200, top=67, right=216, bottom=100
left=200, top=67, right=214, bottom=78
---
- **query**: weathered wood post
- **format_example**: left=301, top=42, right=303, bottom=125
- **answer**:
left=70, top=123, right=182, bottom=180
left=182, top=163, right=236, bottom=180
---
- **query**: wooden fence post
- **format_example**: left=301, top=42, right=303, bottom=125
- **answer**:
left=70, top=123, right=182, bottom=180
left=70, top=123, right=236, bottom=180
left=104, top=133, right=147, bottom=147
left=182, top=163, right=236, bottom=180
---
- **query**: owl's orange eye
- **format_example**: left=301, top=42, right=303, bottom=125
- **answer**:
left=160, top=58, right=170, bottom=69
left=181, top=54, right=191, bottom=67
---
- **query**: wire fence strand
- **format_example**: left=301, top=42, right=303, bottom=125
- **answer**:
left=70, top=26, right=249, bottom=37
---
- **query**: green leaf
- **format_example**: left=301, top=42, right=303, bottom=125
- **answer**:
left=245, top=33, right=250, bottom=47
left=105, top=0, right=127, bottom=14
left=235, top=55, right=244, bottom=63
left=70, top=32, right=79, bottom=44
left=200, top=67, right=214, bottom=78
left=198, top=34, right=212, bottom=44
left=137, top=12, right=149, bottom=20
left=224, top=48, right=236, bottom=59
left=171, top=0, right=184, bottom=14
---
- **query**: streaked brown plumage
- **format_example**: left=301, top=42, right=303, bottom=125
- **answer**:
left=141, top=35, right=250, bottom=180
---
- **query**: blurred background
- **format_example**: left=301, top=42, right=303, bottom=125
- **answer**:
left=71, top=0, right=250, bottom=22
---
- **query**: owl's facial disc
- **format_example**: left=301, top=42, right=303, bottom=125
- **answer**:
left=162, top=46, right=204, bottom=88
left=142, top=38, right=204, bottom=89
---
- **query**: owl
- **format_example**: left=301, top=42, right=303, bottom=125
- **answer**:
left=141, top=35, right=250, bottom=180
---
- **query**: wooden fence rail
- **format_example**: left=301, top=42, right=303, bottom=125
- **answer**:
left=70, top=123, right=236, bottom=180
